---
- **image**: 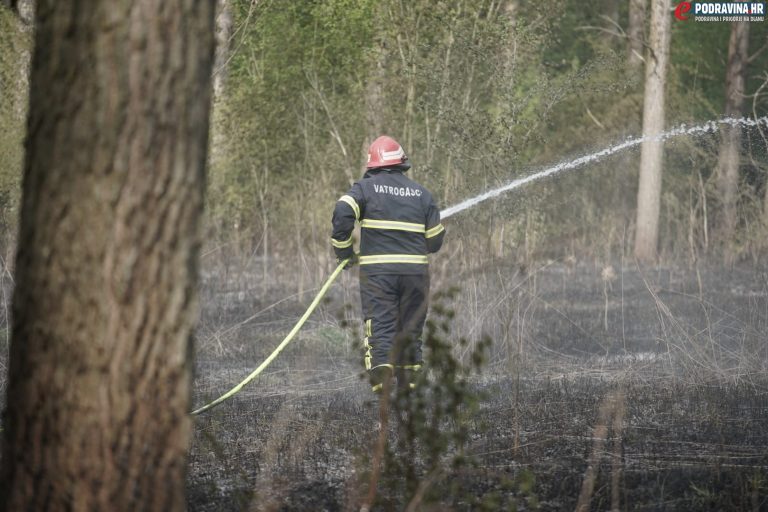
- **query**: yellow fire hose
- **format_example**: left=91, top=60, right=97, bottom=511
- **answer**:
left=191, top=258, right=350, bottom=416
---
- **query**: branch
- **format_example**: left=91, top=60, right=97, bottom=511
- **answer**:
left=599, top=13, right=626, bottom=36
left=580, top=99, right=606, bottom=129
left=305, top=69, right=349, bottom=160
left=575, top=25, right=626, bottom=40
left=576, top=15, right=627, bottom=39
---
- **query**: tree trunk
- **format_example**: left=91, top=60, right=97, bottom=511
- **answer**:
left=365, top=24, right=386, bottom=141
left=634, top=0, right=671, bottom=263
left=627, top=0, right=646, bottom=69
left=765, top=169, right=768, bottom=227
left=362, top=2, right=387, bottom=169
left=504, top=0, right=519, bottom=28
left=2, top=0, right=33, bottom=24
left=213, top=0, right=233, bottom=99
left=716, top=21, right=750, bottom=259
left=0, top=1, right=216, bottom=510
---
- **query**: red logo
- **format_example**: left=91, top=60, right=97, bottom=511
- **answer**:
left=674, top=1, right=692, bottom=20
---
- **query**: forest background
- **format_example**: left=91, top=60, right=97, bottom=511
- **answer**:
left=2, top=0, right=768, bottom=285
left=1, top=1, right=768, bottom=509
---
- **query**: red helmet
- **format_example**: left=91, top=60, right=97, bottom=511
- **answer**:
left=366, top=135, right=409, bottom=169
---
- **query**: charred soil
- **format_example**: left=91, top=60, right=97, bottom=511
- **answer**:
left=191, top=262, right=768, bottom=510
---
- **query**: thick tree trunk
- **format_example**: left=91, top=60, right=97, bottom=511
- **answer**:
left=627, top=0, right=646, bottom=69
left=716, top=22, right=750, bottom=258
left=0, top=1, right=216, bottom=511
left=634, top=0, right=671, bottom=263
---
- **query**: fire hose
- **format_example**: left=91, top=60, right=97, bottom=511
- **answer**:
left=190, top=257, right=350, bottom=415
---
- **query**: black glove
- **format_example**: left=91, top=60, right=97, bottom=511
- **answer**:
left=338, top=253, right=358, bottom=270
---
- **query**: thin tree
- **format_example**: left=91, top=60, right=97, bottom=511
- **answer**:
left=213, top=0, right=233, bottom=99
left=0, top=1, right=216, bottom=510
left=627, top=0, right=646, bottom=69
left=716, top=21, right=750, bottom=261
left=634, top=0, right=671, bottom=263
left=1, top=0, right=32, bottom=23
left=365, top=2, right=386, bottom=143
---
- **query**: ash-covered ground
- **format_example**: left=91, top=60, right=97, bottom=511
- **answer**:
left=188, top=262, right=768, bottom=511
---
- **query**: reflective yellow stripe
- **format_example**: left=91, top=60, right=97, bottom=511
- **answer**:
left=331, top=236, right=353, bottom=249
left=364, top=336, right=372, bottom=370
left=359, top=254, right=428, bottom=265
left=363, top=319, right=374, bottom=370
left=400, top=364, right=422, bottom=371
left=338, top=195, right=360, bottom=220
left=425, top=224, right=445, bottom=238
left=361, top=219, right=425, bottom=233
left=370, top=364, right=393, bottom=392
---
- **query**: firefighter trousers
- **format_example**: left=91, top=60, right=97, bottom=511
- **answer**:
left=360, top=272, right=429, bottom=389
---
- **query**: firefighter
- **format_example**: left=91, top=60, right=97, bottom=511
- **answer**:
left=331, top=135, right=445, bottom=393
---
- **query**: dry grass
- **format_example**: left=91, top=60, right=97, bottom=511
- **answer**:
left=185, top=258, right=768, bottom=510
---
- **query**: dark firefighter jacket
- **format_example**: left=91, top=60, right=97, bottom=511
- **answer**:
left=331, top=168, right=445, bottom=274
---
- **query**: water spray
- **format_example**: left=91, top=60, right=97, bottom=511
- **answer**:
left=441, top=116, right=768, bottom=219
left=192, top=116, right=768, bottom=415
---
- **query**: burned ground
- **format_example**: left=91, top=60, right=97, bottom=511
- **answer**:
left=0, top=259, right=762, bottom=510
left=187, top=262, right=768, bottom=511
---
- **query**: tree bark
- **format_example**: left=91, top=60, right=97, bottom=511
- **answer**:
left=634, top=0, right=671, bottom=263
left=627, top=0, right=646, bottom=69
left=213, top=0, right=233, bottom=99
left=363, top=6, right=387, bottom=143
left=363, top=2, right=388, bottom=175
left=716, top=21, right=750, bottom=258
left=765, top=164, right=768, bottom=227
left=0, top=1, right=216, bottom=510
left=504, top=0, right=519, bottom=28
left=2, top=0, right=33, bottom=24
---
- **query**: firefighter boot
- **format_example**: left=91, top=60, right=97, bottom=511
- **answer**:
left=396, top=367, right=419, bottom=393
left=367, top=366, right=394, bottom=432
left=368, top=365, right=394, bottom=394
